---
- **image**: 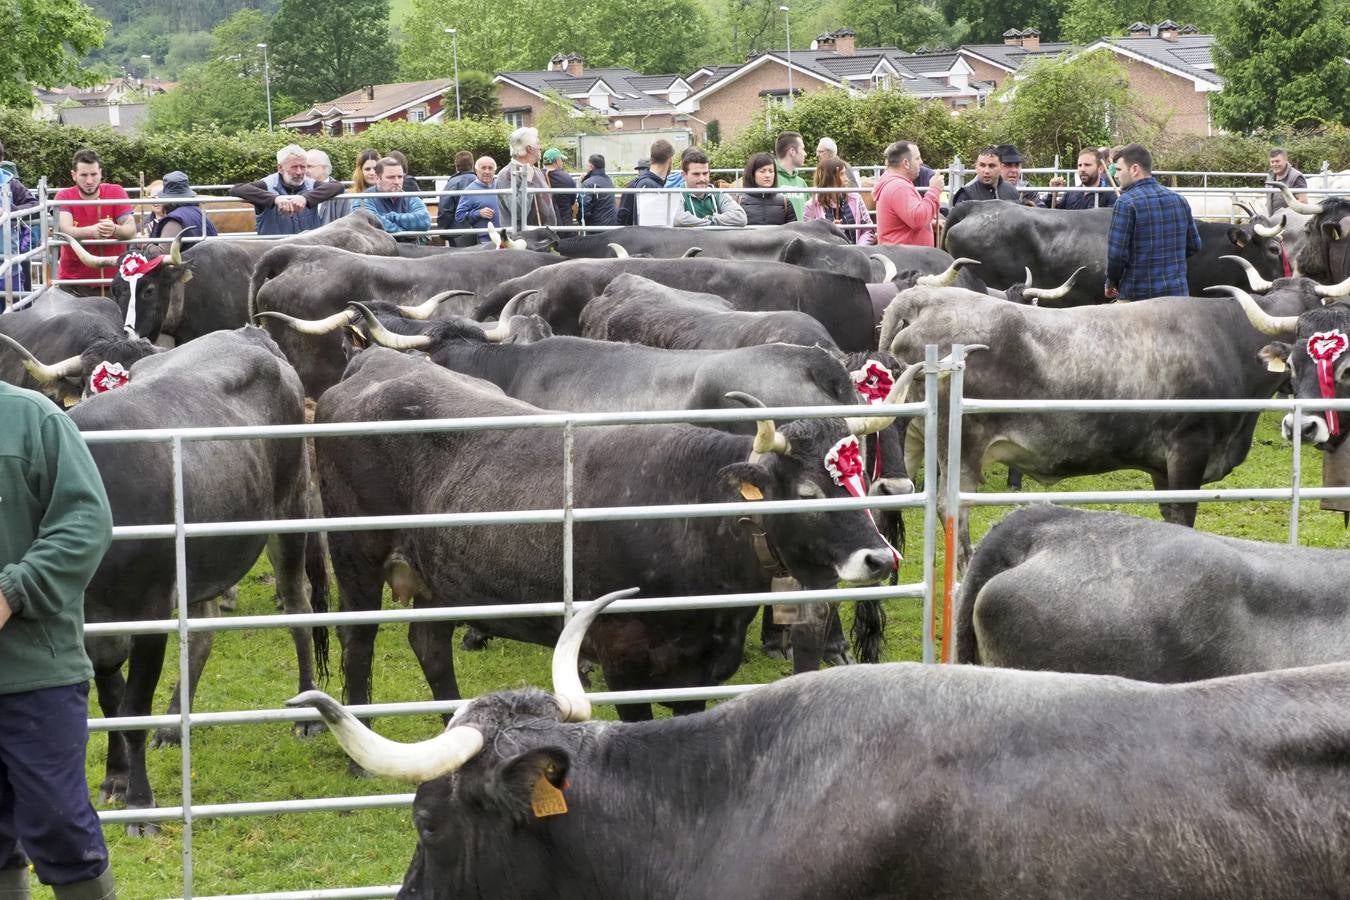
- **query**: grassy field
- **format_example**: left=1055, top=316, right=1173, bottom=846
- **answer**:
left=25, top=411, right=1350, bottom=898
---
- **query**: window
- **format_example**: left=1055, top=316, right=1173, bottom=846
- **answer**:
left=409, top=108, right=426, bottom=123
left=871, top=74, right=892, bottom=90
left=504, top=110, right=526, bottom=128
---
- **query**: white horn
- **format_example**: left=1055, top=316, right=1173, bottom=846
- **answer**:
left=1313, top=275, right=1350, bottom=299
left=398, top=290, right=472, bottom=320
left=64, top=236, right=119, bottom=269
left=350, top=303, right=433, bottom=350
left=1024, top=266, right=1085, bottom=301
left=253, top=308, right=359, bottom=335
left=169, top=234, right=184, bottom=265
left=725, top=391, right=790, bottom=455
left=870, top=253, right=898, bottom=283
left=1219, top=254, right=1275, bottom=292
left=1205, top=285, right=1298, bottom=336
left=552, top=588, right=640, bottom=722
left=608, top=243, right=629, bottom=258
left=0, top=332, right=84, bottom=383
left=844, top=362, right=924, bottom=435
left=479, top=321, right=509, bottom=341
left=682, top=247, right=703, bottom=258
left=287, top=690, right=483, bottom=783
left=916, top=257, right=978, bottom=287
left=1252, top=214, right=1286, bottom=239
left=1267, top=181, right=1322, bottom=215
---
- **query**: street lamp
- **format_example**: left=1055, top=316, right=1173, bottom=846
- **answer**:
left=779, top=6, right=793, bottom=110
left=257, top=42, right=273, bottom=132
left=444, top=28, right=461, bottom=121
left=139, top=53, right=151, bottom=79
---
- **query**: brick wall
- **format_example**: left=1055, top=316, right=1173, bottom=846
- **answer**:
left=696, top=61, right=837, bottom=141
left=963, top=57, right=1012, bottom=88
left=496, top=83, right=539, bottom=126
left=1117, top=56, right=1211, bottom=136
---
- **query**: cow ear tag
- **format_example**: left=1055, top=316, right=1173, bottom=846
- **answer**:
left=1265, top=358, right=1287, bottom=373
left=739, top=482, right=764, bottom=501
left=531, top=771, right=568, bottom=818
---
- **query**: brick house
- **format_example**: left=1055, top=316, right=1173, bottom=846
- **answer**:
left=280, top=79, right=455, bottom=136
left=1082, top=22, right=1222, bottom=136
left=494, top=55, right=693, bottom=133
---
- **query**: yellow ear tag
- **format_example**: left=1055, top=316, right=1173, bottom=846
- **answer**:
left=531, top=773, right=568, bottom=818
left=740, top=482, right=764, bottom=501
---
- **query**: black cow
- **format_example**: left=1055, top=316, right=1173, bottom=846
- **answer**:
left=956, top=505, right=1350, bottom=677
left=294, top=593, right=1350, bottom=900
left=555, top=220, right=848, bottom=259
left=477, top=258, right=876, bottom=352
left=1272, top=184, right=1350, bottom=285
left=943, top=200, right=1285, bottom=307
left=316, top=349, right=910, bottom=720
left=778, top=236, right=990, bottom=294
left=70, top=328, right=323, bottom=834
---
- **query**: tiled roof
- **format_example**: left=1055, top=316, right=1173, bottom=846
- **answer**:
left=281, top=79, right=453, bottom=124
left=960, top=41, right=1075, bottom=70
left=1093, top=35, right=1221, bottom=85
left=497, top=65, right=684, bottom=113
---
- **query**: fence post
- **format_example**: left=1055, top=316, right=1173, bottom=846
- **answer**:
left=2, top=180, right=12, bottom=311
left=562, top=421, right=576, bottom=624
left=920, top=344, right=940, bottom=665
left=172, top=435, right=196, bottom=899
left=45, top=178, right=60, bottom=283
left=941, top=345, right=967, bottom=664
left=1289, top=404, right=1303, bottom=545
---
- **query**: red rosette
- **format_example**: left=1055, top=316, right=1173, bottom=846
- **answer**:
left=851, top=360, right=894, bottom=405
left=89, top=361, right=131, bottom=394
left=1308, top=330, right=1349, bottom=435
left=118, top=252, right=164, bottom=281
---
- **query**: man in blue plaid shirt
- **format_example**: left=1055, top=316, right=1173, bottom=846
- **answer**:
left=1105, top=143, right=1201, bottom=300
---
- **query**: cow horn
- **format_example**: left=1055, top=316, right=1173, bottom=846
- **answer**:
left=1313, top=275, right=1350, bottom=299
left=916, top=257, right=978, bottom=287
left=0, top=332, right=85, bottom=383
left=682, top=247, right=702, bottom=258
left=1024, top=266, right=1085, bottom=302
left=1232, top=200, right=1257, bottom=218
left=349, top=302, right=433, bottom=350
left=608, top=243, right=629, bottom=258
left=1267, top=181, right=1323, bottom=215
left=870, top=254, right=898, bottom=283
left=169, top=234, right=184, bottom=265
left=253, top=308, right=359, bottom=335
left=1205, top=285, right=1298, bottom=336
left=844, top=362, right=924, bottom=435
left=552, top=588, right=640, bottom=722
left=1219, top=254, right=1276, bottom=292
left=286, top=690, right=484, bottom=783
left=479, top=321, right=509, bottom=341
left=724, top=391, right=790, bottom=455
left=500, top=289, right=540, bottom=319
left=64, top=236, right=119, bottom=269
left=1252, top=214, right=1286, bottom=239
left=399, top=290, right=472, bottom=320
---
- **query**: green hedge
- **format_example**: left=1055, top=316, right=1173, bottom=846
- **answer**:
left=0, top=110, right=510, bottom=189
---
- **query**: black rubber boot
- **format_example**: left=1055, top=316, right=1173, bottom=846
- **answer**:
left=0, top=866, right=31, bottom=900
left=51, top=867, right=115, bottom=900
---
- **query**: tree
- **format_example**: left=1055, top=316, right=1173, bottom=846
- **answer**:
left=939, top=0, right=1067, bottom=43
left=1059, top=0, right=1220, bottom=43
left=1211, top=0, right=1350, bottom=131
left=844, top=0, right=969, bottom=51
left=1, top=0, right=107, bottom=108
left=440, top=71, right=500, bottom=121
left=267, top=0, right=398, bottom=105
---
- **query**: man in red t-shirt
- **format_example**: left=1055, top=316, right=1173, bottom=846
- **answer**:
left=872, top=140, right=944, bottom=247
left=56, top=148, right=136, bottom=296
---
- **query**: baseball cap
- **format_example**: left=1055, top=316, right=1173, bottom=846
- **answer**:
left=542, top=148, right=564, bottom=164
left=995, top=144, right=1024, bottom=165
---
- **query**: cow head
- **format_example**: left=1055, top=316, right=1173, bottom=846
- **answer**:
left=254, top=291, right=477, bottom=361
left=97, top=237, right=195, bottom=339
left=0, top=331, right=160, bottom=406
left=289, top=589, right=636, bottom=897
left=1272, top=185, right=1350, bottom=285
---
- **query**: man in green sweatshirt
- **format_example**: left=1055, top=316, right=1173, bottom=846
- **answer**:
left=774, top=131, right=809, bottom=222
left=0, top=382, right=116, bottom=900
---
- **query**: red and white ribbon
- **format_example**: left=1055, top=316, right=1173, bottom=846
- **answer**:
left=117, top=252, right=164, bottom=336
left=1307, top=329, right=1348, bottom=435
left=851, top=359, right=894, bottom=480
left=824, top=435, right=901, bottom=565
left=89, top=361, right=130, bottom=394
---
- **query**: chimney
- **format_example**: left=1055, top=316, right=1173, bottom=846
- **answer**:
left=1002, top=28, right=1023, bottom=45
left=548, top=53, right=566, bottom=72
left=364, top=84, right=375, bottom=101
left=1126, top=21, right=1151, bottom=36
left=833, top=27, right=856, bottom=55
left=1021, top=27, right=1040, bottom=52
left=1157, top=20, right=1179, bottom=41
left=813, top=32, right=834, bottom=51
left=565, top=54, right=585, bottom=77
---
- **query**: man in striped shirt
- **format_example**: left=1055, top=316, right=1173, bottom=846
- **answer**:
left=1105, top=143, right=1201, bottom=301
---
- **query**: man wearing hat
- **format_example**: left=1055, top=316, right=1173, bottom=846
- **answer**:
left=149, top=172, right=219, bottom=244
left=995, top=144, right=1044, bottom=207
left=542, top=148, right=576, bottom=227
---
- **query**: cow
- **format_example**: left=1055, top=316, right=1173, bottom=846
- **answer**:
left=316, top=348, right=912, bottom=719
left=251, top=244, right=563, bottom=397
left=955, top=504, right=1350, bottom=677
left=64, top=210, right=401, bottom=347
left=878, top=273, right=1327, bottom=563
left=291, top=590, right=1350, bottom=900
left=1271, top=184, right=1350, bottom=285
left=942, top=199, right=1285, bottom=307
left=554, top=220, right=848, bottom=259
left=55, top=328, right=324, bottom=834
left=778, top=236, right=989, bottom=293
left=477, top=258, right=876, bottom=352
left=0, top=288, right=159, bottom=405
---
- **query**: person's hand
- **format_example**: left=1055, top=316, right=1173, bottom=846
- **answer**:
left=479, top=207, right=494, bottom=220
left=1104, top=284, right=1119, bottom=300
left=96, top=217, right=116, bottom=238
left=927, top=172, right=945, bottom=195
left=0, top=588, right=11, bottom=631
left=288, top=196, right=308, bottom=213
left=1049, top=175, right=1066, bottom=188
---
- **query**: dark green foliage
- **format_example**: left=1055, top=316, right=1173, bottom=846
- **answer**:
left=1059, top=0, right=1220, bottom=43
left=267, top=0, right=399, bottom=105
left=2, top=0, right=108, bottom=108
left=939, top=0, right=1067, bottom=43
left=440, top=71, right=501, bottom=121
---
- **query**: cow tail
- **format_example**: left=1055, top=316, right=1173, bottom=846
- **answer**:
left=307, top=532, right=331, bottom=682
left=850, top=598, right=886, bottom=665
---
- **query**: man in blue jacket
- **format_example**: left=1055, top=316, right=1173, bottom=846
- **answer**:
left=229, top=144, right=343, bottom=236
left=0, top=382, right=116, bottom=900
left=358, top=157, right=431, bottom=242
left=1105, top=143, right=1201, bottom=301
left=455, top=157, right=502, bottom=244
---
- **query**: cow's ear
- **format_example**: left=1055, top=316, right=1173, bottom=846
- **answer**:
left=489, top=747, right=571, bottom=820
left=1259, top=342, right=1291, bottom=373
left=720, top=462, right=772, bottom=501
left=1227, top=227, right=1249, bottom=248
left=780, top=236, right=805, bottom=264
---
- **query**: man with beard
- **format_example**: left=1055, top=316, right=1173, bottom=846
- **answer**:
left=55, top=148, right=135, bottom=296
left=230, top=144, right=345, bottom=236
left=1049, top=148, right=1117, bottom=210
left=952, top=146, right=1019, bottom=205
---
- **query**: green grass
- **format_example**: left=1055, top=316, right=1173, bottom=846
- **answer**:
left=25, top=411, right=1349, bottom=898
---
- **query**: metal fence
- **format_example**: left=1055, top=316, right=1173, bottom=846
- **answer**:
left=57, top=337, right=1350, bottom=899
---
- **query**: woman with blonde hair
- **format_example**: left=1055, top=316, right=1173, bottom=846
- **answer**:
left=350, top=148, right=381, bottom=194
left=804, top=157, right=875, bottom=245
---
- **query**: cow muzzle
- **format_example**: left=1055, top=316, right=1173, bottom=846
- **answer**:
left=1282, top=413, right=1331, bottom=448
left=835, top=548, right=896, bottom=584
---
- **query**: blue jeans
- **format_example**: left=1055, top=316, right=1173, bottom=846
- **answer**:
left=0, top=683, right=108, bottom=886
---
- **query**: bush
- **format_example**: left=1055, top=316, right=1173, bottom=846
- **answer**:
left=0, top=109, right=511, bottom=188
left=1152, top=126, right=1350, bottom=186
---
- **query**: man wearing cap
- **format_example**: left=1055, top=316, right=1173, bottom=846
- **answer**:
left=816, top=137, right=859, bottom=188
left=148, top=172, right=220, bottom=244
left=542, top=148, right=577, bottom=228
left=995, top=144, right=1045, bottom=207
